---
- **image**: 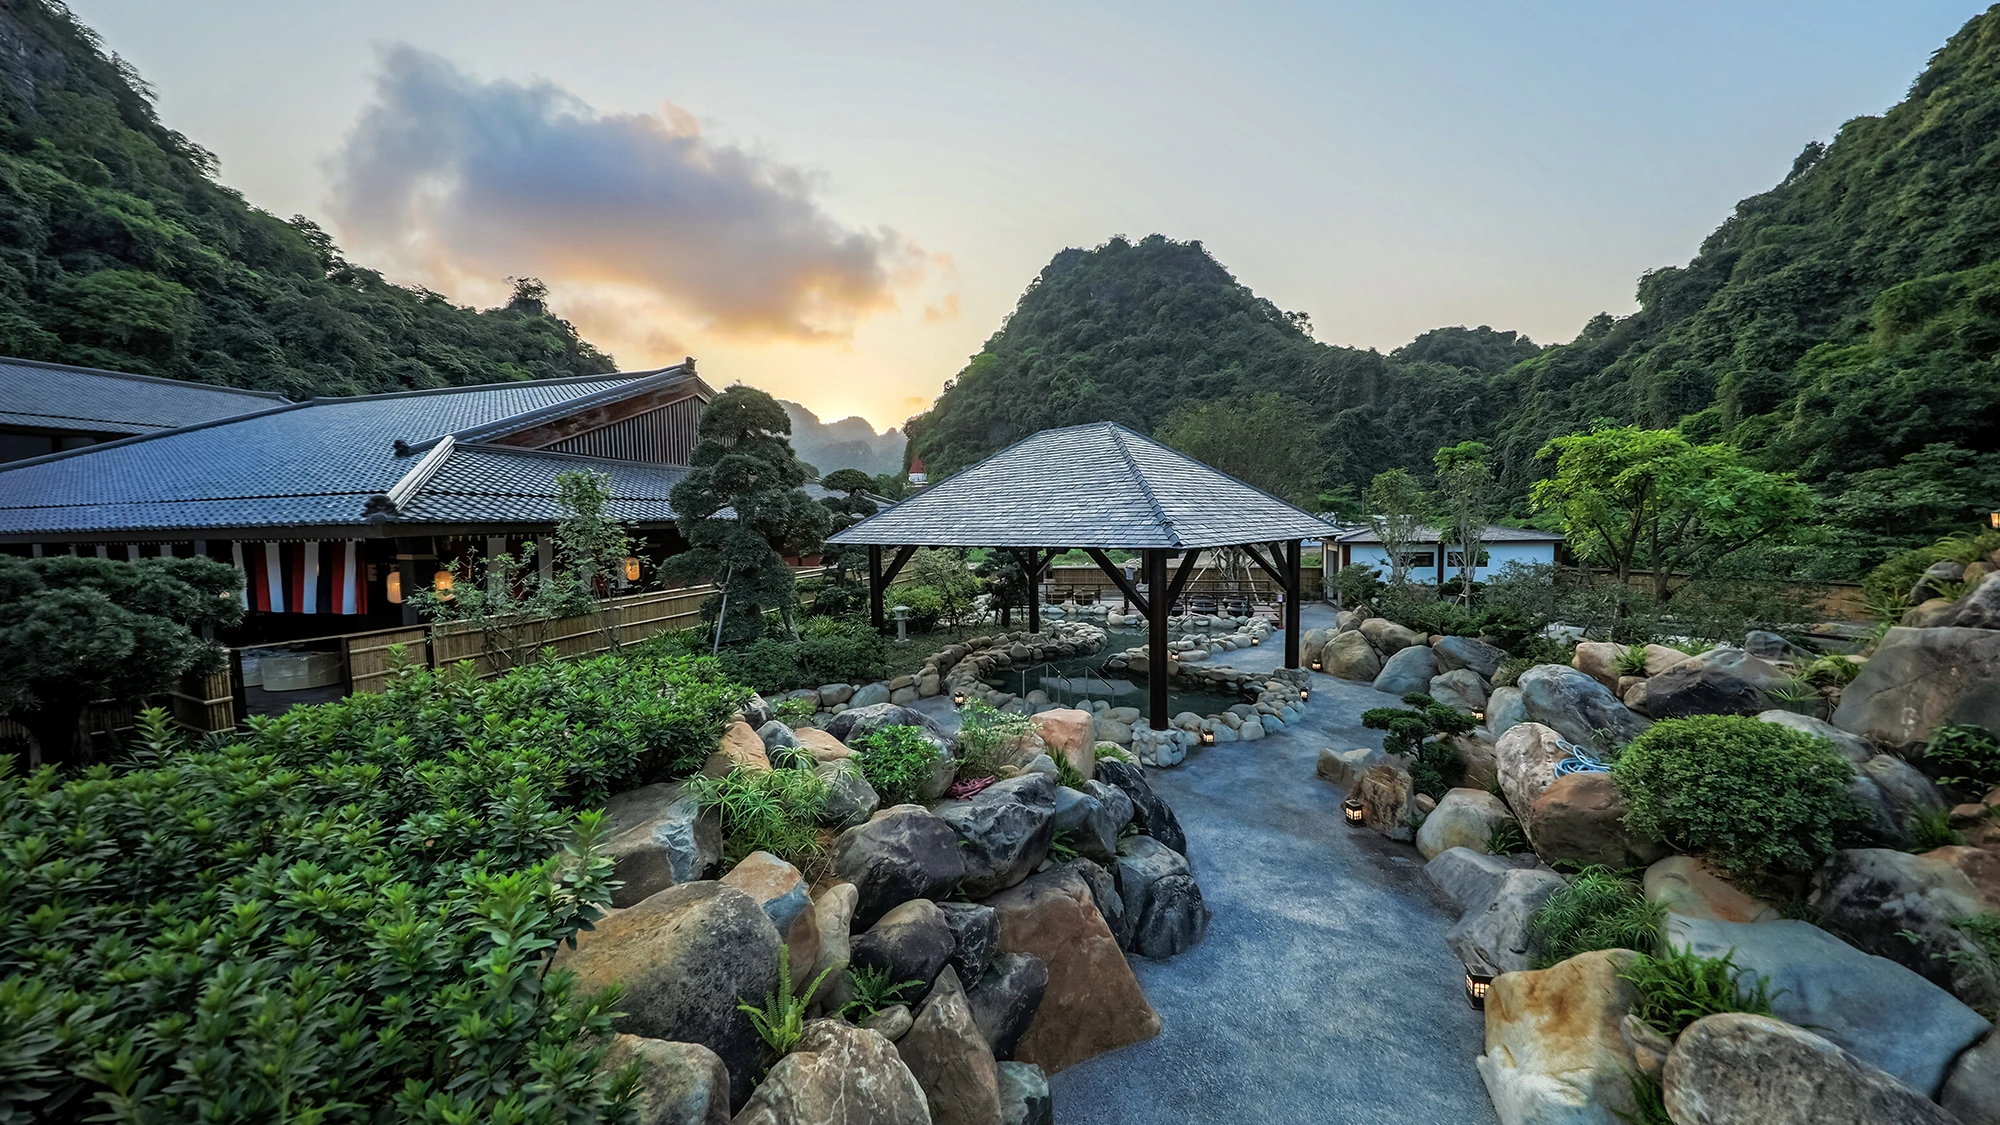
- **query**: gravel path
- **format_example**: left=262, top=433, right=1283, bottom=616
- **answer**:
left=1037, top=604, right=1501, bottom=1125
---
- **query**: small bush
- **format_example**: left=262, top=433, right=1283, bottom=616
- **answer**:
left=1487, top=819, right=1529, bottom=856
left=1527, top=866, right=1665, bottom=967
left=686, top=764, right=831, bottom=873
left=1621, top=946, right=1775, bottom=1036
left=795, top=617, right=888, bottom=686
left=1362, top=692, right=1478, bottom=799
left=853, top=724, right=940, bottom=805
left=1613, top=715, right=1856, bottom=878
left=956, top=700, right=1035, bottom=778
left=1908, top=805, right=1966, bottom=852
left=1614, top=645, right=1652, bottom=677
left=1862, top=531, right=2000, bottom=607
left=1925, top=723, right=2000, bottom=796
left=896, top=584, right=947, bottom=630
left=1331, top=564, right=1383, bottom=608
left=774, top=696, right=818, bottom=728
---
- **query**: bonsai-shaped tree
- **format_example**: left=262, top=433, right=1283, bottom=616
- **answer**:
left=811, top=467, right=879, bottom=618
left=1366, top=468, right=1431, bottom=588
left=666, top=386, right=832, bottom=644
left=973, top=551, right=1031, bottom=628
left=1361, top=691, right=1478, bottom=799
left=0, top=554, right=243, bottom=766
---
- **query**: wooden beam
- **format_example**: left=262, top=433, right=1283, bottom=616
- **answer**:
left=1240, top=543, right=1287, bottom=588
left=1085, top=548, right=1147, bottom=615
left=882, top=544, right=917, bottom=587
left=1161, top=549, right=1202, bottom=615
left=1283, top=538, right=1303, bottom=669
left=1145, top=548, right=1170, bottom=732
left=1013, top=549, right=1043, bottom=634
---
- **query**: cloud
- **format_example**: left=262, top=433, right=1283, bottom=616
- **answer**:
left=329, top=47, right=927, bottom=341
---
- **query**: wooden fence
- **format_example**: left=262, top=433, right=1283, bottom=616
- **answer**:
left=1042, top=564, right=1326, bottom=606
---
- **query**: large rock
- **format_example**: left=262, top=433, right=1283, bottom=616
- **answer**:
left=996, top=1061, right=1052, bottom=1125
left=935, top=773, right=1057, bottom=898
left=1942, top=1032, right=2000, bottom=1125
left=1515, top=664, right=1649, bottom=752
left=967, top=953, right=1049, bottom=1060
left=1644, top=647, right=1792, bottom=718
left=986, top=865, right=1161, bottom=1072
left=1831, top=627, right=2000, bottom=750
left=1129, top=873, right=1209, bottom=959
left=704, top=720, right=773, bottom=776
left=758, top=719, right=802, bottom=758
left=894, top=965, right=1002, bottom=1125
left=834, top=805, right=969, bottom=929
left=1434, top=635, right=1508, bottom=679
left=1662, top=1013, right=1957, bottom=1125
left=1447, top=865, right=1567, bottom=974
left=1428, top=668, right=1489, bottom=713
left=1524, top=772, right=1666, bottom=869
left=1485, top=685, right=1527, bottom=738
left=1321, top=630, right=1384, bottom=680
left=553, top=882, right=780, bottom=1108
left=850, top=682, right=892, bottom=709
left=1052, top=857, right=1130, bottom=951
left=604, top=1035, right=730, bottom=1125
left=816, top=759, right=881, bottom=829
left=1373, top=643, right=1440, bottom=696
left=852, top=898, right=956, bottom=996
left=602, top=782, right=722, bottom=908
left=1754, top=709, right=1875, bottom=762
left=1942, top=571, right=2000, bottom=629
left=1475, top=949, right=1641, bottom=1124
left=1426, top=846, right=1549, bottom=916
left=722, top=851, right=819, bottom=975
left=1642, top=857, right=1776, bottom=923
left=1315, top=745, right=1388, bottom=789
left=794, top=727, right=856, bottom=762
left=937, top=901, right=1001, bottom=984
left=1448, top=729, right=1501, bottom=789
left=1808, top=847, right=2000, bottom=1014
left=1416, top=788, right=1516, bottom=861
left=1113, top=834, right=1191, bottom=922
left=1360, top=617, right=1424, bottom=654
left=733, top=1019, right=930, bottom=1125
left=1495, top=721, right=1568, bottom=815
left=1051, top=785, right=1118, bottom=864
left=1667, top=913, right=1991, bottom=1096
left=1093, top=758, right=1187, bottom=856
left=806, top=882, right=858, bottom=1017
left=1571, top=641, right=1627, bottom=690
left=1029, top=709, right=1096, bottom=781
left=1354, top=762, right=1416, bottom=841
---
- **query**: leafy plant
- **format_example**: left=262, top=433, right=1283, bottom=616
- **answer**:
left=1613, top=715, right=1856, bottom=878
left=839, top=966, right=924, bottom=1022
left=1094, top=743, right=1136, bottom=763
left=1614, top=645, right=1652, bottom=678
left=1799, top=654, right=1862, bottom=688
left=739, top=947, right=834, bottom=1060
left=1331, top=564, right=1385, bottom=609
left=853, top=724, right=942, bottom=806
left=775, top=696, right=819, bottom=728
left=686, top=765, right=831, bottom=873
left=956, top=700, right=1035, bottom=778
left=1048, top=833, right=1081, bottom=862
left=1618, top=1072, right=1674, bottom=1125
left=1526, top=866, right=1665, bottom=967
left=1487, top=818, right=1529, bottom=856
left=1362, top=692, right=1479, bottom=799
left=1054, top=754, right=1088, bottom=791
left=1908, top=806, right=1966, bottom=852
left=1925, top=723, right=2000, bottom=796
left=1620, top=947, right=1776, bottom=1037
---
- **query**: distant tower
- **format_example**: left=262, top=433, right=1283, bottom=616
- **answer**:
left=906, top=452, right=928, bottom=491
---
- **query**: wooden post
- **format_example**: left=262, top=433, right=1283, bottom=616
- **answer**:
left=1021, top=550, right=1042, bottom=635
left=1145, top=548, right=1169, bottom=732
left=868, top=545, right=885, bottom=632
left=1284, top=538, right=1302, bottom=670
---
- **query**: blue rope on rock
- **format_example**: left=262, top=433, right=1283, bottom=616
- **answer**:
left=1552, top=740, right=1611, bottom=776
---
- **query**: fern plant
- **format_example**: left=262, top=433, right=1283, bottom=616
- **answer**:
left=1620, top=946, right=1775, bottom=1036
left=838, top=965, right=923, bottom=1022
left=740, top=947, right=834, bottom=1059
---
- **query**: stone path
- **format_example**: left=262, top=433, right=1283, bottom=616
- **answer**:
left=1039, top=604, right=1500, bottom=1124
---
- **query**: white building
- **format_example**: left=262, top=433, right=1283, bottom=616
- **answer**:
left=1332, top=524, right=1565, bottom=585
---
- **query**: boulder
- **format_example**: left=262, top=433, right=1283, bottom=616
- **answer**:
left=1754, top=709, right=1875, bottom=762
left=602, top=782, right=722, bottom=908
left=1114, top=834, right=1192, bottom=921
left=865, top=1004, right=914, bottom=1041
left=1832, top=627, right=2000, bottom=750
left=1354, top=762, right=1416, bottom=841
left=1621, top=678, right=1649, bottom=713
left=1908, top=598, right=1961, bottom=627
left=1475, top=949, right=1640, bottom=1125
left=938, top=901, right=1001, bottom=984
left=1942, top=571, right=2000, bottom=629
left=1744, top=629, right=1808, bottom=661
left=834, top=805, right=969, bottom=929
left=1130, top=873, right=1210, bottom=959
left=1051, top=785, right=1119, bottom=864
left=818, top=683, right=856, bottom=707
left=1053, top=857, right=1130, bottom=951
left=1085, top=779, right=1133, bottom=834
left=1416, top=788, right=1515, bottom=861
left=1485, top=685, right=1527, bottom=738
left=1915, top=559, right=1970, bottom=603
left=1434, top=635, right=1508, bottom=679
left=1448, top=729, right=1500, bottom=789
left=1425, top=846, right=1549, bottom=916
left=733, top=1019, right=930, bottom=1125
left=850, top=682, right=893, bottom=709
left=1808, top=847, right=2000, bottom=1014
left=1941, top=1032, right=2000, bottom=1125
left=894, top=965, right=1002, bottom=1125
left=1094, top=758, right=1187, bottom=856
left=704, top=720, right=772, bottom=776
left=1515, top=664, right=1649, bottom=752
left=1572, top=641, right=1626, bottom=690
left=793, top=727, right=856, bottom=762
left=1843, top=753, right=1949, bottom=845
left=604, top=1035, right=730, bottom=1125
left=1372, top=643, right=1440, bottom=696
left=1644, top=647, right=1792, bottom=718
left=1524, top=772, right=1666, bottom=869
left=758, top=719, right=801, bottom=757
left=967, top=953, right=1049, bottom=1060
left=1029, top=708, right=1096, bottom=781
left=1360, top=617, right=1424, bottom=654
left=986, top=865, right=1161, bottom=1072
left=742, top=693, right=775, bottom=728
left=1321, top=630, right=1383, bottom=680
left=806, top=882, right=858, bottom=1017
left=935, top=773, right=1057, bottom=898
left=1494, top=721, right=1568, bottom=815
left=553, top=882, right=780, bottom=1108
left=996, top=1061, right=1053, bottom=1125
left=1667, top=913, right=1992, bottom=1096
left=1428, top=668, right=1489, bottom=713
left=816, top=759, right=881, bottom=829
left=721, top=851, right=819, bottom=975
left=1662, top=1013, right=1957, bottom=1125
left=1447, top=866, right=1567, bottom=974
left=1642, top=857, right=1776, bottom=923
left=852, top=898, right=956, bottom=996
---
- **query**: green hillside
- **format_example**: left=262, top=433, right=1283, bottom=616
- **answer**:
left=0, top=0, right=614, bottom=398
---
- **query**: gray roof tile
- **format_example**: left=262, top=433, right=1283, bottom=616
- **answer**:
left=0, top=357, right=288, bottom=433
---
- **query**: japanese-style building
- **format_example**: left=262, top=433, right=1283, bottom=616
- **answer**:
left=0, top=356, right=720, bottom=641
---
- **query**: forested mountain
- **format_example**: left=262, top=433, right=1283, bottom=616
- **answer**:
left=908, top=7, right=2000, bottom=577
left=0, top=0, right=614, bottom=399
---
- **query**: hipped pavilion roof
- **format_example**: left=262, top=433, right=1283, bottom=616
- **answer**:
left=828, top=422, right=1341, bottom=550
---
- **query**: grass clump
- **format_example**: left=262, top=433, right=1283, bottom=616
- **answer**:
left=1908, top=806, right=1966, bottom=852
left=1054, top=754, right=1088, bottom=791
left=1613, top=715, right=1855, bottom=879
left=1526, top=866, right=1665, bottom=968
left=1614, top=645, right=1652, bottom=677
left=1619, top=1072, right=1673, bottom=1125
left=686, top=765, right=831, bottom=873
left=853, top=724, right=941, bottom=805
left=1487, top=818, right=1530, bottom=856
left=1362, top=692, right=1478, bottom=799
left=956, top=699, right=1035, bottom=778
left=1620, top=946, right=1775, bottom=1036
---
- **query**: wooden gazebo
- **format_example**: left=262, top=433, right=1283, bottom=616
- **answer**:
left=828, top=422, right=1341, bottom=730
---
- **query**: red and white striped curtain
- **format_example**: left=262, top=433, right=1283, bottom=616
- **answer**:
left=229, top=541, right=371, bottom=615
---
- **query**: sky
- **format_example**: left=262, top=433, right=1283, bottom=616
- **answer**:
left=69, top=0, right=1990, bottom=431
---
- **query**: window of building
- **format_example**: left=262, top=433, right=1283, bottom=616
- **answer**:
left=1446, top=549, right=1492, bottom=568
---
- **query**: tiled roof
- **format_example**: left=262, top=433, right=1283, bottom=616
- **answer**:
left=828, top=422, right=1340, bottom=549
left=1336, top=524, right=1565, bottom=545
left=0, top=366, right=693, bottom=537
left=0, top=357, right=288, bottom=433
left=398, top=446, right=689, bottom=525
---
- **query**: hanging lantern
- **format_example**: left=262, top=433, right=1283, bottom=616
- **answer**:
left=1991, top=510, right=2000, bottom=530
left=1465, top=965, right=1496, bottom=1010
left=433, top=570, right=455, bottom=602
left=625, top=556, right=642, bottom=582
left=385, top=569, right=404, bottom=604
left=1341, top=796, right=1366, bottom=826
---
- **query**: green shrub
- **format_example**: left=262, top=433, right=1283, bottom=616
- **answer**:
left=686, top=764, right=831, bottom=873
left=1925, top=723, right=2000, bottom=796
left=955, top=700, right=1034, bottom=778
left=1908, top=805, right=1966, bottom=851
left=1526, top=866, right=1665, bottom=967
left=795, top=617, right=888, bottom=686
left=853, top=724, right=940, bottom=805
left=1613, top=715, right=1856, bottom=878
left=1362, top=692, right=1478, bottom=799
left=1862, top=531, right=2000, bottom=607
left=774, top=696, right=819, bottom=728
left=896, top=585, right=947, bottom=631
left=1331, top=564, right=1384, bottom=608
left=1620, top=946, right=1775, bottom=1036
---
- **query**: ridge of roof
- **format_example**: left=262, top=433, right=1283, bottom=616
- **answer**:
left=0, top=355, right=291, bottom=401
left=434, top=364, right=699, bottom=449
left=1105, top=423, right=1177, bottom=546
